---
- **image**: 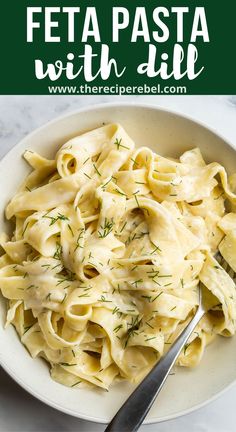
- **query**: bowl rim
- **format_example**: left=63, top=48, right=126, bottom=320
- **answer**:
left=0, top=101, right=236, bottom=424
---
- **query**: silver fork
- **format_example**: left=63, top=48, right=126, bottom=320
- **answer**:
left=105, top=253, right=231, bottom=432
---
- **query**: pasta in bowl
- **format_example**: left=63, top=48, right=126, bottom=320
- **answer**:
left=1, top=122, right=236, bottom=393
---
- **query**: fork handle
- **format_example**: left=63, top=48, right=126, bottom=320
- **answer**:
left=105, top=307, right=205, bottom=432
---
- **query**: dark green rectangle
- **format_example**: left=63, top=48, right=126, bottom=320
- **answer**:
left=0, top=1, right=235, bottom=94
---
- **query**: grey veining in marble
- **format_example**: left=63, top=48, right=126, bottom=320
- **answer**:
left=0, top=95, right=236, bottom=432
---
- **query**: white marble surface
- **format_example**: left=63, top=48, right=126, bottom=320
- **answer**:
left=0, top=95, right=236, bottom=432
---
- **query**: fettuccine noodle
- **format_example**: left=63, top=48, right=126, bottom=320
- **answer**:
left=1, top=123, right=236, bottom=390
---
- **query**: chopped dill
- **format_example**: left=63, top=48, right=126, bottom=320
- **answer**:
left=134, top=194, right=140, bottom=208
left=83, top=172, right=92, bottom=180
left=67, top=224, right=74, bottom=236
left=94, top=377, right=103, bottom=383
left=71, top=381, right=81, bottom=387
left=93, top=163, right=101, bottom=176
left=114, top=138, right=129, bottom=150
left=184, top=343, right=190, bottom=355
left=60, top=293, right=67, bottom=303
left=145, top=321, right=154, bottom=329
left=131, top=265, right=138, bottom=272
left=112, top=306, right=120, bottom=315
left=145, top=336, right=156, bottom=342
left=59, top=362, right=77, bottom=367
left=83, top=157, right=90, bottom=165
left=99, top=295, right=112, bottom=303
left=150, top=245, right=162, bottom=255
left=22, top=221, right=29, bottom=237
left=119, top=221, right=127, bottom=233
left=102, top=177, right=113, bottom=190
left=98, top=218, right=114, bottom=238
left=53, top=242, right=62, bottom=260
left=114, top=188, right=127, bottom=197
left=130, top=158, right=139, bottom=167
left=43, top=212, right=69, bottom=226
left=113, top=324, right=123, bottom=333
left=23, top=324, right=34, bottom=335
left=151, top=292, right=163, bottom=302
left=74, top=228, right=85, bottom=252
left=131, top=279, right=143, bottom=288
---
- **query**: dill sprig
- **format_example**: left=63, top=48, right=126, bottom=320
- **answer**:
left=53, top=242, right=63, bottom=260
left=145, top=321, right=154, bottom=329
left=94, top=376, right=103, bottom=383
left=60, top=293, right=67, bottom=303
left=98, top=218, right=114, bottom=238
left=125, top=231, right=148, bottom=246
left=23, top=324, right=34, bottom=335
left=130, top=158, right=139, bottom=167
left=98, top=295, right=112, bottom=303
left=112, top=306, right=121, bottom=315
left=83, top=157, right=90, bottom=165
left=151, top=291, right=163, bottom=302
left=131, top=265, right=138, bottom=272
left=43, top=212, right=69, bottom=226
left=114, top=188, right=127, bottom=197
left=141, top=291, right=163, bottom=303
left=119, top=221, right=127, bottom=233
left=59, top=362, right=77, bottom=367
left=67, top=224, right=74, bottom=236
left=124, top=315, right=141, bottom=348
left=74, top=228, right=85, bottom=252
left=134, top=193, right=140, bottom=208
left=114, top=138, right=129, bottom=150
left=71, top=380, right=81, bottom=387
left=140, top=295, right=151, bottom=302
left=93, top=163, right=101, bottom=176
left=214, top=192, right=224, bottom=200
left=113, top=324, right=123, bottom=333
left=83, top=172, right=92, bottom=180
left=102, top=177, right=113, bottom=190
left=145, top=336, right=157, bottom=342
left=26, top=284, right=35, bottom=290
left=150, top=242, right=162, bottom=255
left=183, top=343, right=190, bottom=355
left=22, top=221, right=29, bottom=237
left=131, top=279, right=143, bottom=288
left=78, top=293, right=90, bottom=298
left=147, top=268, right=159, bottom=279
left=41, top=264, right=51, bottom=270
left=56, top=269, right=76, bottom=285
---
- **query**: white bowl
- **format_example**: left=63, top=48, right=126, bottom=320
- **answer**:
left=0, top=103, right=236, bottom=424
